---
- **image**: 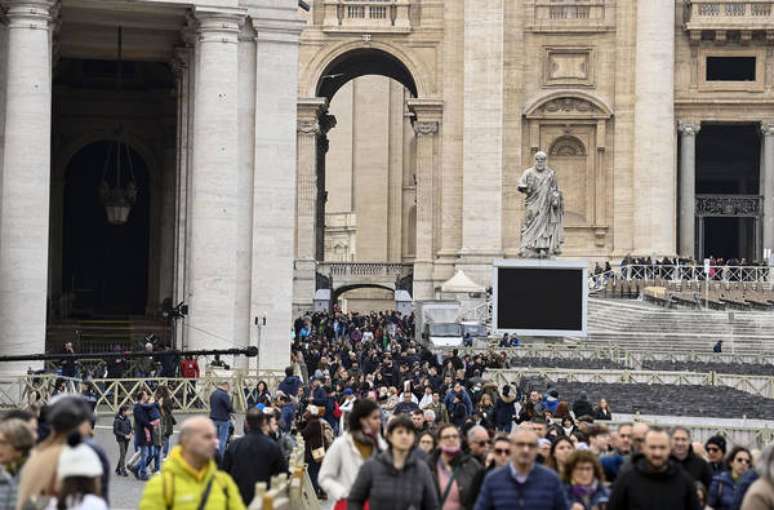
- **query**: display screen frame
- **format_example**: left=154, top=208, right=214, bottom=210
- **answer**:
left=491, top=258, right=588, bottom=337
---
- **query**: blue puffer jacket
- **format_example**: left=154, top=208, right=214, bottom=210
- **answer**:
left=709, top=470, right=742, bottom=510
left=474, top=464, right=569, bottom=510
left=563, top=481, right=609, bottom=510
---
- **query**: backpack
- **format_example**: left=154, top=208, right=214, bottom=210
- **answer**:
left=332, top=401, right=342, bottom=419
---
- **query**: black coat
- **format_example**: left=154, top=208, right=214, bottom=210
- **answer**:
left=671, top=449, right=713, bottom=489
left=209, top=387, right=234, bottom=422
left=222, top=430, right=288, bottom=506
left=609, top=455, right=702, bottom=510
left=572, top=398, right=595, bottom=418
left=348, top=449, right=438, bottom=510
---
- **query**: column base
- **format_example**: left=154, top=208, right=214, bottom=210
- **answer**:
left=413, top=260, right=435, bottom=300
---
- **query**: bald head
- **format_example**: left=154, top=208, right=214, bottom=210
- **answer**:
left=179, top=416, right=217, bottom=467
left=510, top=428, right=539, bottom=471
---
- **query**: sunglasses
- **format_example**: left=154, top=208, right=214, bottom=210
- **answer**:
left=736, top=457, right=751, bottom=464
left=494, top=448, right=511, bottom=455
left=474, top=440, right=491, bottom=447
left=706, top=447, right=720, bottom=452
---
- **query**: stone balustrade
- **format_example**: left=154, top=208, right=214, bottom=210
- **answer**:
left=322, top=0, right=411, bottom=33
left=250, top=435, right=321, bottom=510
left=686, top=0, right=774, bottom=38
left=526, top=0, right=615, bottom=32
left=318, top=261, right=411, bottom=278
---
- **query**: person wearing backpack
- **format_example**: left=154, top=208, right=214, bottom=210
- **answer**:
left=139, top=416, right=244, bottom=510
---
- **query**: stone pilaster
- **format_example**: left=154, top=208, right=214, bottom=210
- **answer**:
left=293, top=98, right=326, bottom=314
left=408, top=98, right=443, bottom=300
left=460, top=0, right=503, bottom=259
left=761, top=122, right=774, bottom=258
left=632, top=0, right=676, bottom=256
left=0, top=0, right=57, bottom=374
left=678, top=121, right=701, bottom=258
left=172, top=45, right=193, bottom=349
left=186, top=8, right=244, bottom=351
left=250, top=6, right=305, bottom=370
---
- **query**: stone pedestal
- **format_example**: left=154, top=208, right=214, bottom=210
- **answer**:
left=678, top=121, right=700, bottom=258
left=0, top=0, right=56, bottom=374
left=186, top=10, right=243, bottom=351
left=632, top=0, right=676, bottom=255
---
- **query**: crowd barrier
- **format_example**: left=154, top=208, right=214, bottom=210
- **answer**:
left=487, top=367, right=774, bottom=399
left=465, top=344, right=774, bottom=368
left=249, top=435, right=321, bottom=510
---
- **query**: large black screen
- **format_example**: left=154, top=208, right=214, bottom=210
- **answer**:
left=496, top=267, right=583, bottom=331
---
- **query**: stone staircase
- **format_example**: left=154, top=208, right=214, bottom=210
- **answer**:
left=46, top=318, right=171, bottom=354
left=577, top=298, right=774, bottom=354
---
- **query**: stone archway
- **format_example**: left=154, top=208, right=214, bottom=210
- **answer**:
left=295, top=45, right=442, bottom=313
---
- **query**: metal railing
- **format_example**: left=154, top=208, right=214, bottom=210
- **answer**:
left=593, top=264, right=771, bottom=284
left=322, top=0, right=411, bottom=31
left=252, top=435, right=320, bottom=510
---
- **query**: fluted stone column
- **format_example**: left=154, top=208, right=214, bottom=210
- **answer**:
left=408, top=99, right=443, bottom=300
left=0, top=0, right=56, bottom=373
left=632, top=0, right=676, bottom=255
left=186, top=9, right=243, bottom=351
left=678, top=121, right=700, bottom=258
left=761, top=122, right=774, bottom=258
left=251, top=8, right=305, bottom=370
left=293, top=98, right=326, bottom=314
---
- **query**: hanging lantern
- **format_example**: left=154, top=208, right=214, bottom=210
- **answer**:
left=98, top=26, right=138, bottom=226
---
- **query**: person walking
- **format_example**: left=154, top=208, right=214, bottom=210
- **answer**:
left=112, top=406, right=132, bottom=477
left=45, top=438, right=108, bottom=510
left=209, top=381, right=234, bottom=458
left=429, top=423, right=483, bottom=510
left=608, top=427, right=701, bottom=510
left=140, top=416, right=245, bottom=510
left=222, top=408, right=287, bottom=506
left=709, top=446, right=753, bottom=510
left=670, top=426, right=712, bottom=489
left=0, top=419, right=35, bottom=509
left=347, top=415, right=439, bottom=510
left=319, top=399, right=385, bottom=509
left=562, top=450, right=609, bottom=510
left=129, top=390, right=152, bottom=481
left=741, top=445, right=774, bottom=510
left=474, top=428, right=568, bottom=510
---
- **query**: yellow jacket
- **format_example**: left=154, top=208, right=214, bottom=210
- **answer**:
left=140, top=446, right=245, bottom=510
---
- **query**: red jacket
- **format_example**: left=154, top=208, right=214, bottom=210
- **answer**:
left=180, top=358, right=199, bottom=378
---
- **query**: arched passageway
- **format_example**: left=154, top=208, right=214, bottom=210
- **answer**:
left=63, top=141, right=150, bottom=316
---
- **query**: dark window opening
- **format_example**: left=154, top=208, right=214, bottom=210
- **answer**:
left=706, top=56, right=756, bottom=81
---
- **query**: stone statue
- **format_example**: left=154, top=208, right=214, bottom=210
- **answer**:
left=517, top=151, right=564, bottom=258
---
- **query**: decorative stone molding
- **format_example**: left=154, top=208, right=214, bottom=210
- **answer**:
left=549, top=135, right=586, bottom=157
left=3, top=0, right=57, bottom=29
left=761, top=121, right=774, bottom=137
left=297, top=119, right=321, bottom=136
left=193, top=8, right=245, bottom=45
left=696, top=194, right=762, bottom=217
left=413, top=120, right=439, bottom=137
left=543, top=47, right=593, bottom=88
left=678, top=121, right=701, bottom=137
left=524, top=91, right=613, bottom=120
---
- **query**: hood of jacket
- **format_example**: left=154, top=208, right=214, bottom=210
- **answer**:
left=163, top=445, right=218, bottom=483
left=632, top=453, right=681, bottom=480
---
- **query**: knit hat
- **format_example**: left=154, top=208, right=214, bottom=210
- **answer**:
left=58, top=439, right=103, bottom=480
left=706, top=435, right=727, bottom=454
left=342, top=388, right=354, bottom=397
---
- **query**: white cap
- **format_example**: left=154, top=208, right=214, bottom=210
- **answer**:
left=58, top=443, right=103, bottom=480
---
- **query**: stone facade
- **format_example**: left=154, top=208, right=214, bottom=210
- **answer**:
left=295, top=0, right=774, bottom=310
left=0, top=0, right=303, bottom=372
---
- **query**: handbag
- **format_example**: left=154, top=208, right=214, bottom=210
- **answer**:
left=311, top=421, right=327, bottom=462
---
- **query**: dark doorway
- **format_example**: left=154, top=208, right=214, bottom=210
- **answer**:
left=63, top=141, right=150, bottom=316
left=696, top=125, right=761, bottom=260
left=704, top=217, right=756, bottom=261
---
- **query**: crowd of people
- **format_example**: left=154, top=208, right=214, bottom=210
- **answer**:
left=0, top=308, right=771, bottom=509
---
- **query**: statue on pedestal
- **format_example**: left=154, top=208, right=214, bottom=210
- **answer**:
left=517, top=151, right=564, bottom=258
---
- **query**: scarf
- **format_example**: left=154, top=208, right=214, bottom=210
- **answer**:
left=570, top=480, right=598, bottom=501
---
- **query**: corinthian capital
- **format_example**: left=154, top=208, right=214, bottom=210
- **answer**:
left=297, top=119, right=321, bottom=136
left=678, top=121, right=701, bottom=137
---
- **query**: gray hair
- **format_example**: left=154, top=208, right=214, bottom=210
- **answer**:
left=758, top=444, right=774, bottom=484
left=467, top=425, right=488, bottom=442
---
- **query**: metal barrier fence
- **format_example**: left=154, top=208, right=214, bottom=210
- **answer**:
left=465, top=344, right=774, bottom=368
left=590, top=264, right=772, bottom=287
left=486, top=367, right=774, bottom=399
left=4, top=370, right=287, bottom=416
left=251, top=434, right=321, bottom=510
